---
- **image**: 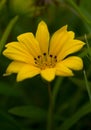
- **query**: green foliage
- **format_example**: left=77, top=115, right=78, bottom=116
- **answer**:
left=57, top=102, right=91, bottom=130
left=9, top=105, right=47, bottom=122
left=0, top=0, right=91, bottom=130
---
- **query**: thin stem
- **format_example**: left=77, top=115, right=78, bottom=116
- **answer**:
left=65, top=0, right=91, bottom=25
left=84, top=34, right=91, bottom=57
left=78, top=33, right=91, bottom=41
left=52, top=77, right=63, bottom=107
left=83, top=70, right=91, bottom=102
left=47, top=82, right=54, bottom=130
left=0, top=15, right=19, bottom=54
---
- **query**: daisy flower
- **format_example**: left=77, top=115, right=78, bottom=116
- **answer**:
left=3, top=21, right=85, bottom=82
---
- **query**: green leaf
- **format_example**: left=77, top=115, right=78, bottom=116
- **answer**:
left=9, top=105, right=47, bottom=123
left=57, top=102, right=91, bottom=130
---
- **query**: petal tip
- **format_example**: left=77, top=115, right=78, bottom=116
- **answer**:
left=41, top=68, right=56, bottom=82
left=3, top=72, right=11, bottom=76
left=39, top=20, right=46, bottom=25
left=37, top=20, right=48, bottom=29
left=62, top=25, right=68, bottom=31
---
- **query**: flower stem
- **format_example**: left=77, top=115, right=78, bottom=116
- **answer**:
left=83, top=70, right=91, bottom=103
left=52, top=77, right=63, bottom=107
left=47, top=82, right=54, bottom=130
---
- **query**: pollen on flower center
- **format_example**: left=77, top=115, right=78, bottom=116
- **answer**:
left=34, top=53, right=57, bottom=70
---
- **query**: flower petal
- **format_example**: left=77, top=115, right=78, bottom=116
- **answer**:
left=3, top=61, right=26, bottom=76
left=49, top=25, right=74, bottom=56
left=55, top=63, right=74, bottom=76
left=17, top=65, right=40, bottom=81
left=55, top=56, right=83, bottom=77
left=17, top=32, right=41, bottom=57
left=41, top=68, right=56, bottom=82
left=36, top=21, right=50, bottom=54
left=3, top=42, right=34, bottom=64
left=59, top=56, right=83, bottom=70
left=57, top=39, right=85, bottom=61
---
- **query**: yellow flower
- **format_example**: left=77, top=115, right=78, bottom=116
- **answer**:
left=3, top=21, right=85, bottom=82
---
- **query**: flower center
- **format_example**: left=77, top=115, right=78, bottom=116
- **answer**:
left=34, top=53, right=57, bottom=70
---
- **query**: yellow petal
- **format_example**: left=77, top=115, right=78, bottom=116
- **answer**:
left=4, top=61, right=25, bottom=76
left=57, top=39, right=85, bottom=61
left=49, top=25, right=74, bottom=56
left=60, top=56, right=83, bottom=70
left=41, top=68, right=56, bottom=82
left=17, top=33, right=41, bottom=57
left=55, top=63, right=74, bottom=76
left=3, top=42, right=34, bottom=64
left=36, top=21, right=50, bottom=54
left=17, top=65, right=40, bottom=81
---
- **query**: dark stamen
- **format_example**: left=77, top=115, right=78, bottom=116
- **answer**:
left=50, top=54, right=53, bottom=58
left=34, top=58, right=37, bottom=60
left=54, top=56, right=57, bottom=59
left=43, top=53, right=46, bottom=56
left=38, top=55, right=41, bottom=58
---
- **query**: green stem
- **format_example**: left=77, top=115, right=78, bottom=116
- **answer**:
left=78, top=33, right=91, bottom=41
left=84, top=34, right=91, bottom=57
left=0, top=15, right=19, bottom=54
left=47, top=82, right=54, bottom=130
left=52, top=77, right=63, bottom=107
left=65, top=0, right=91, bottom=25
left=83, top=70, right=91, bottom=102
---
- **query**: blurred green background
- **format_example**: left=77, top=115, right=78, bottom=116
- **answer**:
left=0, top=0, right=91, bottom=130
